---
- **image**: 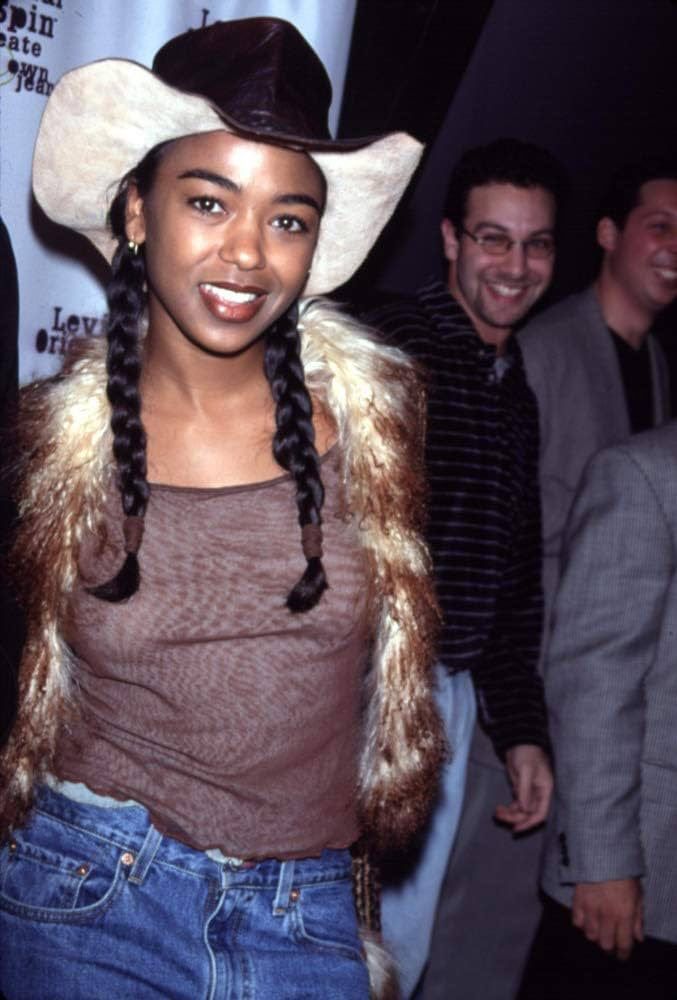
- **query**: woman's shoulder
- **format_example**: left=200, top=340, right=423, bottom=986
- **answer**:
left=300, top=297, right=426, bottom=493
left=300, top=296, right=421, bottom=389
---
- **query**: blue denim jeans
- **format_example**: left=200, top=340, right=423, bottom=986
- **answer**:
left=381, top=667, right=476, bottom=998
left=0, top=786, right=369, bottom=999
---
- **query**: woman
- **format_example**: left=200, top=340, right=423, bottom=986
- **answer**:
left=0, top=18, right=444, bottom=1000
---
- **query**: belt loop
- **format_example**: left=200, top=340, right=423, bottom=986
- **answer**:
left=127, top=824, right=163, bottom=886
left=272, top=859, right=296, bottom=915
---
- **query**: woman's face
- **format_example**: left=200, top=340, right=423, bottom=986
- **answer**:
left=125, top=130, right=324, bottom=357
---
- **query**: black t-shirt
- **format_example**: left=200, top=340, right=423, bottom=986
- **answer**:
left=608, top=327, right=654, bottom=434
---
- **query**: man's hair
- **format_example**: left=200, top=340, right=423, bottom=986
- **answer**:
left=599, top=156, right=677, bottom=229
left=443, top=137, right=566, bottom=230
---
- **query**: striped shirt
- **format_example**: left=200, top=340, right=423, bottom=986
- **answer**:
left=363, top=279, right=548, bottom=756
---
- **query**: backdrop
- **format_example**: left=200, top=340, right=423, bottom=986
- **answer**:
left=0, top=0, right=356, bottom=382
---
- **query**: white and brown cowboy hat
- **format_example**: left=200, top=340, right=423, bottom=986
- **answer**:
left=32, top=16, right=423, bottom=296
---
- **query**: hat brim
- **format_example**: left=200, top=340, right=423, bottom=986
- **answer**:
left=32, top=60, right=423, bottom=296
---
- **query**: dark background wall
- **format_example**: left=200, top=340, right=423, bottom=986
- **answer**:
left=338, top=0, right=677, bottom=317
left=339, top=0, right=494, bottom=148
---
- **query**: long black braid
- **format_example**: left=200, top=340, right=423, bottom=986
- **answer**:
left=86, top=232, right=148, bottom=602
left=87, top=146, right=166, bottom=602
left=91, top=143, right=328, bottom=611
left=264, top=303, right=328, bottom=612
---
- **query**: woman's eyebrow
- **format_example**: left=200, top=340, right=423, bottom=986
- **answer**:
left=177, top=168, right=239, bottom=191
left=274, top=193, right=322, bottom=214
left=176, top=170, right=321, bottom=214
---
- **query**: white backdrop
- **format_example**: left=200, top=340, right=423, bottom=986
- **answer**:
left=0, top=0, right=356, bottom=382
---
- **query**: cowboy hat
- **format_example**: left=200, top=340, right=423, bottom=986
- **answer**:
left=32, top=17, right=423, bottom=296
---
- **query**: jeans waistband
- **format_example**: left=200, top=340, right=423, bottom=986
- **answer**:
left=46, top=776, right=251, bottom=867
left=32, top=785, right=352, bottom=888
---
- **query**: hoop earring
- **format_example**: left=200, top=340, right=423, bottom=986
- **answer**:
left=127, top=240, right=139, bottom=256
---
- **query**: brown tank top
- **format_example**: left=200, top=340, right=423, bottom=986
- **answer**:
left=56, top=449, right=370, bottom=859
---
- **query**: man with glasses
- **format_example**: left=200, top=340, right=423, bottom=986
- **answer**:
left=362, top=138, right=564, bottom=999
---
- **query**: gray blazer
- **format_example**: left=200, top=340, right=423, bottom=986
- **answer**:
left=541, top=421, right=677, bottom=944
left=519, top=286, right=670, bottom=630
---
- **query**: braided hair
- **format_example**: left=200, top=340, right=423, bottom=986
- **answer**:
left=86, top=146, right=161, bottom=602
left=90, top=142, right=328, bottom=612
left=264, top=303, right=328, bottom=612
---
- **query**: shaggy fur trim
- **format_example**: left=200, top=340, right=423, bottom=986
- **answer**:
left=0, top=345, right=112, bottom=832
left=301, top=300, right=445, bottom=851
left=0, top=301, right=445, bottom=849
left=361, top=928, right=400, bottom=999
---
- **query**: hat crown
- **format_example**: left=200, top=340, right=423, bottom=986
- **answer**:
left=152, top=17, right=333, bottom=144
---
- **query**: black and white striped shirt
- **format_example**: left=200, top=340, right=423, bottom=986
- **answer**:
left=363, top=279, right=548, bottom=757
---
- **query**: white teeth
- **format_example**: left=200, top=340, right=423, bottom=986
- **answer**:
left=656, top=268, right=677, bottom=281
left=201, top=283, right=258, bottom=304
left=490, top=284, right=523, bottom=297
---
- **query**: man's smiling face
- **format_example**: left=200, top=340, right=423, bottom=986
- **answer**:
left=442, top=182, right=556, bottom=345
left=601, top=178, right=677, bottom=318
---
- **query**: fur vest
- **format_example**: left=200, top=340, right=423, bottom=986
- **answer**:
left=0, top=298, right=445, bottom=856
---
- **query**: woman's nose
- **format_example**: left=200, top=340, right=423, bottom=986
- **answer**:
left=218, top=217, right=265, bottom=271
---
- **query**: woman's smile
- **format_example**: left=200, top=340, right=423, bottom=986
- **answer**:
left=198, top=281, right=268, bottom=323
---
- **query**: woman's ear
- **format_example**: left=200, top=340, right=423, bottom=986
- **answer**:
left=125, top=183, right=146, bottom=247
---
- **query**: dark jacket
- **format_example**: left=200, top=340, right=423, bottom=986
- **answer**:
left=362, top=280, right=548, bottom=759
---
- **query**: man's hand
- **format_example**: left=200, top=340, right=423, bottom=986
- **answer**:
left=571, top=879, right=643, bottom=960
left=494, top=743, right=553, bottom=832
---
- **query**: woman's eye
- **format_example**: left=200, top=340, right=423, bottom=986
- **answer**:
left=273, top=215, right=308, bottom=234
left=189, top=196, right=223, bottom=215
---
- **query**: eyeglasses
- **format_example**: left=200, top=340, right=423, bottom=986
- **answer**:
left=460, top=227, right=555, bottom=260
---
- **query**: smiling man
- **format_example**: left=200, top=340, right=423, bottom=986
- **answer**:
left=515, top=160, right=677, bottom=999
left=519, top=160, right=677, bottom=654
left=362, top=137, right=565, bottom=999
left=442, top=179, right=556, bottom=351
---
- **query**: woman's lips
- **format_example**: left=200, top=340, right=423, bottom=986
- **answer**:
left=198, top=282, right=267, bottom=323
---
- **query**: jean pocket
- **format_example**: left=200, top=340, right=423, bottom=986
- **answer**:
left=290, top=876, right=364, bottom=961
left=0, top=809, right=125, bottom=922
